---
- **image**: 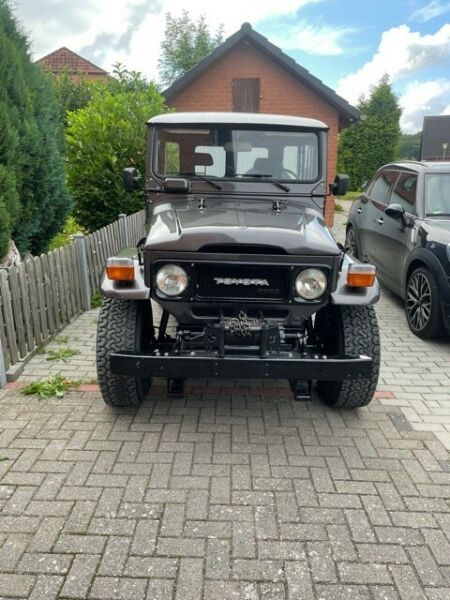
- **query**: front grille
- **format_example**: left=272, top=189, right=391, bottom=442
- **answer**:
left=195, top=264, right=290, bottom=301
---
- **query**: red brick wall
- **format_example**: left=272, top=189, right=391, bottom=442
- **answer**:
left=168, top=41, right=340, bottom=227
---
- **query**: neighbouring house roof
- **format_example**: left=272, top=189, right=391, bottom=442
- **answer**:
left=421, top=115, right=450, bottom=161
left=37, top=47, right=108, bottom=76
left=163, top=23, right=360, bottom=126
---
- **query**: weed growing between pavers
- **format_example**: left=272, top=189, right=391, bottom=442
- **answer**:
left=91, top=291, right=103, bottom=308
left=54, top=335, right=70, bottom=344
left=46, top=348, right=80, bottom=362
left=22, top=375, right=80, bottom=398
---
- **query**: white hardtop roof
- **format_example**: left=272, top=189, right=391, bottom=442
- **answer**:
left=148, top=111, right=328, bottom=130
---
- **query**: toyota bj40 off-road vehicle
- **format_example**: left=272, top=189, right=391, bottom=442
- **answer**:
left=97, top=112, right=380, bottom=407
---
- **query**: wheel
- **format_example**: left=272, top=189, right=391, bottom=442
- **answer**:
left=314, top=305, right=380, bottom=408
left=345, top=226, right=359, bottom=259
left=405, top=267, right=443, bottom=339
left=96, top=298, right=153, bottom=406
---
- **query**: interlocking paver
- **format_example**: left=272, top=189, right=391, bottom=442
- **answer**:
left=0, top=205, right=449, bottom=597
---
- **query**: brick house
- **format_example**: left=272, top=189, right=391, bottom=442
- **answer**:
left=163, top=23, right=359, bottom=225
left=37, top=47, right=109, bottom=82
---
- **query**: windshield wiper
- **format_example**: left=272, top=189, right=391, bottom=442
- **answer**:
left=178, top=172, right=222, bottom=190
left=236, top=174, right=290, bottom=192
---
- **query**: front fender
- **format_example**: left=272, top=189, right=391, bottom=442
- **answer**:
left=331, top=254, right=380, bottom=305
left=404, top=248, right=450, bottom=304
left=100, top=259, right=150, bottom=300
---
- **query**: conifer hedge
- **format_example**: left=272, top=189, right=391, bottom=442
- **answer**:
left=0, top=0, right=71, bottom=259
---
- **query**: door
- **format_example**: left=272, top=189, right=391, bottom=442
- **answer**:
left=232, top=79, right=260, bottom=112
left=374, top=171, right=418, bottom=293
left=360, top=170, right=396, bottom=264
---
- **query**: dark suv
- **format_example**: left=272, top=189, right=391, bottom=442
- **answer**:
left=346, top=161, right=450, bottom=339
left=96, top=112, right=381, bottom=408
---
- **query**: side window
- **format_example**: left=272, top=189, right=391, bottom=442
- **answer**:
left=368, top=171, right=398, bottom=204
left=390, top=173, right=418, bottom=214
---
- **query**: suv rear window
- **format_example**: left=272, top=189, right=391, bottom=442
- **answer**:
left=368, top=171, right=397, bottom=204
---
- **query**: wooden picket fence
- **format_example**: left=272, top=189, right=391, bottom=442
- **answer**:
left=0, top=209, right=146, bottom=381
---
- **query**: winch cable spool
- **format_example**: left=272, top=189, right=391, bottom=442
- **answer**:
left=228, top=311, right=252, bottom=337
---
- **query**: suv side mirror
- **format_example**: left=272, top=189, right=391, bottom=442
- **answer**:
left=385, top=203, right=414, bottom=227
left=385, top=203, right=405, bottom=220
left=123, top=167, right=141, bottom=192
left=332, top=174, right=349, bottom=196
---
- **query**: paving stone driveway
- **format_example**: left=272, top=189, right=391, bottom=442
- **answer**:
left=1, top=205, right=450, bottom=599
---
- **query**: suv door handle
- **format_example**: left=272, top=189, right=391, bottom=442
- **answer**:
left=377, top=218, right=384, bottom=225
left=357, top=207, right=362, bottom=214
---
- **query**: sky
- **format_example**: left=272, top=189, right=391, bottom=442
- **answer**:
left=11, top=0, right=450, bottom=133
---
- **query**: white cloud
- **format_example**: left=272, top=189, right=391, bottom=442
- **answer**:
left=13, top=0, right=323, bottom=80
left=336, top=23, right=450, bottom=105
left=270, top=22, right=355, bottom=56
left=400, top=79, right=450, bottom=133
left=411, top=1, right=450, bottom=22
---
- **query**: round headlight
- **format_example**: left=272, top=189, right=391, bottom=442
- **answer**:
left=295, top=268, right=327, bottom=300
left=156, top=264, right=188, bottom=297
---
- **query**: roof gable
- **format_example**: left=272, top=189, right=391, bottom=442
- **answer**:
left=163, top=23, right=359, bottom=125
left=37, top=47, right=108, bottom=76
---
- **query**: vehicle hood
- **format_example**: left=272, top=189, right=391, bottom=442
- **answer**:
left=421, top=218, right=450, bottom=246
left=145, top=197, right=341, bottom=255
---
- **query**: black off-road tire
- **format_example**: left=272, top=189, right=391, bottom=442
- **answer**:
left=405, top=267, right=443, bottom=340
left=96, top=298, right=153, bottom=407
left=345, top=226, right=359, bottom=259
left=315, top=304, right=380, bottom=408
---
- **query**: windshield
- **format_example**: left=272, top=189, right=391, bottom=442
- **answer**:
left=154, top=125, right=319, bottom=182
left=425, top=174, right=450, bottom=216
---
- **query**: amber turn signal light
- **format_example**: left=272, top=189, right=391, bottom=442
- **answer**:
left=347, top=264, right=376, bottom=287
left=106, top=257, right=135, bottom=281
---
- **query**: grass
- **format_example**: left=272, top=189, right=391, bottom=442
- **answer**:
left=334, top=202, right=344, bottom=212
left=340, top=191, right=362, bottom=201
left=0, top=456, right=8, bottom=462
left=54, top=335, right=69, bottom=344
left=46, top=347, right=80, bottom=362
left=22, top=375, right=80, bottom=398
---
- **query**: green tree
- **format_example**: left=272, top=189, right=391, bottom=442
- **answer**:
left=399, top=131, right=422, bottom=160
left=0, top=0, right=71, bottom=259
left=50, top=70, right=96, bottom=126
left=337, top=76, right=401, bottom=191
left=66, top=85, right=166, bottom=231
left=158, top=11, right=224, bottom=86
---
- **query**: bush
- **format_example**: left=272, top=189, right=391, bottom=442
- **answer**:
left=0, top=200, right=10, bottom=258
left=48, top=216, right=86, bottom=251
left=337, top=77, right=401, bottom=191
left=66, top=85, right=166, bottom=231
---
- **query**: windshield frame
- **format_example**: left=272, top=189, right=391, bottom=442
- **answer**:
left=151, top=123, right=323, bottom=186
left=424, top=172, right=450, bottom=218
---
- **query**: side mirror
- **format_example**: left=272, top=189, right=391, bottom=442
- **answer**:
left=332, top=174, right=349, bottom=196
left=123, top=167, right=141, bottom=192
left=385, top=203, right=405, bottom=220
left=164, top=177, right=191, bottom=192
left=385, top=203, right=414, bottom=228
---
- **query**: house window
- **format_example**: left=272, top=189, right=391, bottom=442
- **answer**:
left=232, top=78, right=260, bottom=112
